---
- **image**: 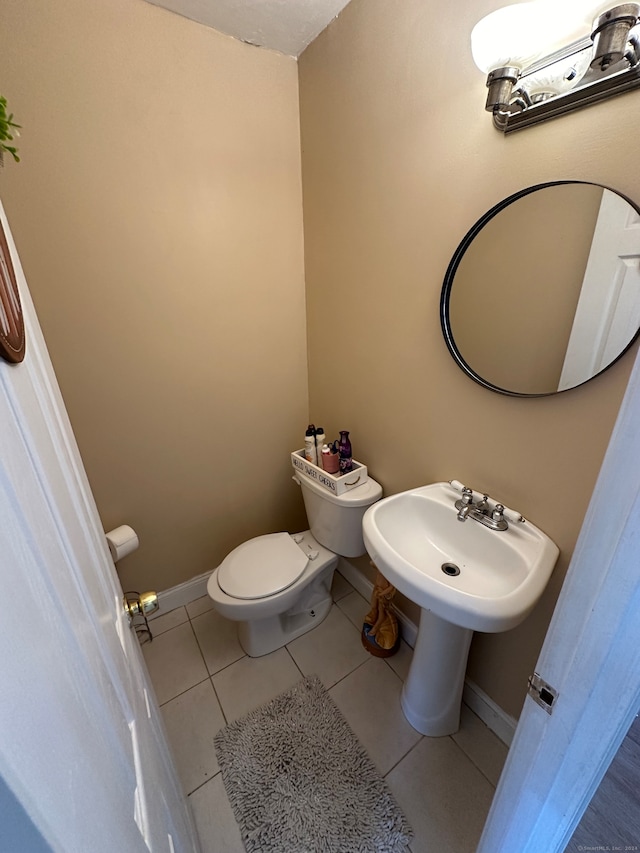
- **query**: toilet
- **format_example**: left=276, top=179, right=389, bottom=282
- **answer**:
left=207, top=469, right=382, bottom=656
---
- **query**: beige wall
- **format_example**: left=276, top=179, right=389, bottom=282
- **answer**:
left=299, top=0, right=639, bottom=718
left=0, top=0, right=309, bottom=592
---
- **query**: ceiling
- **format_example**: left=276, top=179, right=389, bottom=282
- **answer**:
left=144, top=0, right=353, bottom=57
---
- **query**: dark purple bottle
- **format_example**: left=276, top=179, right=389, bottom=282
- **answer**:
left=338, top=430, right=353, bottom=474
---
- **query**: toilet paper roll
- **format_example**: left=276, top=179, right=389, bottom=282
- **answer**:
left=106, top=525, right=139, bottom=562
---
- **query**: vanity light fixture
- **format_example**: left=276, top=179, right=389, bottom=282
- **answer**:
left=471, top=1, right=640, bottom=132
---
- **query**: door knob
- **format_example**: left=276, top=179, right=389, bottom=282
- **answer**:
left=123, top=591, right=159, bottom=621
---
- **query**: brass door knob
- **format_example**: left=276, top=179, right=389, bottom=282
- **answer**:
left=123, top=590, right=159, bottom=621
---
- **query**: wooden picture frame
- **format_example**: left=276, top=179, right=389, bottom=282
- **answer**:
left=0, top=219, right=25, bottom=363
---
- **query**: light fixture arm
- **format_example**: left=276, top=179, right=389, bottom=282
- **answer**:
left=492, top=43, right=640, bottom=132
left=485, top=65, right=522, bottom=111
left=591, top=3, right=640, bottom=69
left=476, top=3, right=640, bottom=133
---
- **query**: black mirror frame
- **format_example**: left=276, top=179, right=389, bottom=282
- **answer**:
left=440, top=181, right=640, bottom=397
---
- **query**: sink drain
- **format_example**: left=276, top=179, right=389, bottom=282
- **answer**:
left=441, top=562, right=461, bottom=577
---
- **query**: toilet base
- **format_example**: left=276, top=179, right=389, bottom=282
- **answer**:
left=237, top=561, right=335, bottom=656
left=237, top=587, right=333, bottom=657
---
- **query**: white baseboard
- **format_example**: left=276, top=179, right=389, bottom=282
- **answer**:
left=149, top=571, right=210, bottom=619
left=462, top=679, right=517, bottom=746
left=338, top=557, right=516, bottom=746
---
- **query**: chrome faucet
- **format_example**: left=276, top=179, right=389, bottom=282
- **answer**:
left=454, top=486, right=510, bottom=531
left=456, top=488, right=474, bottom=522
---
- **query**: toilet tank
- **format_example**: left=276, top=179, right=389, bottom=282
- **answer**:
left=295, top=474, right=383, bottom=557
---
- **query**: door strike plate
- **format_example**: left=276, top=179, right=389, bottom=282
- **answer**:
left=527, top=672, right=558, bottom=714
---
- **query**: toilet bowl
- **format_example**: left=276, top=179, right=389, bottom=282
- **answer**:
left=207, top=470, right=382, bottom=657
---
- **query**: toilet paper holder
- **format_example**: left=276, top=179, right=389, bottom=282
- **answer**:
left=106, top=525, right=139, bottom=563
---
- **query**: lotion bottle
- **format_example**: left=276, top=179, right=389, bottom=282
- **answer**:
left=304, top=425, right=318, bottom=466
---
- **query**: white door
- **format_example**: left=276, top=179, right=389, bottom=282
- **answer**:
left=559, top=188, right=640, bottom=390
left=478, top=330, right=640, bottom=850
left=0, top=201, right=200, bottom=853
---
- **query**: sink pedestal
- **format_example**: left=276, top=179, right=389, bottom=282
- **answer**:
left=401, top=609, right=473, bottom=737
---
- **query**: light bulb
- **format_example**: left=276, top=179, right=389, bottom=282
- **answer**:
left=534, top=0, right=597, bottom=47
left=561, top=1, right=622, bottom=22
left=471, top=3, right=553, bottom=74
left=471, top=2, right=617, bottom=77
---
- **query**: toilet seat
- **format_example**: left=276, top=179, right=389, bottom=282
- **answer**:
left=217, top=532, right=309, bottom=600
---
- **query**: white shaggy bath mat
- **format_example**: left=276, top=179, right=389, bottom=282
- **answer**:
left=214, top=675, right=413, bottom=852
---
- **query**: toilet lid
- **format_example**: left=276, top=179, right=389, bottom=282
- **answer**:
left=217, top=533, right=309, bottom=600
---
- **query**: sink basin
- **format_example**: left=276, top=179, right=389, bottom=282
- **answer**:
left=363, top=481, right=559, bottom=633
left=362, top=481, right=559, bottom=736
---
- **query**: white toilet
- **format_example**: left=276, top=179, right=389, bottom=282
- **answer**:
left=207, top=469, right=382, bottom=656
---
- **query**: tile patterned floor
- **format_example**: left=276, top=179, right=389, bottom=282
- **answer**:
left=143, top=574, right=508, bottom=853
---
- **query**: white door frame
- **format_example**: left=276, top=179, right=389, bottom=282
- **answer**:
left=479, top=343, right=640, bottom=852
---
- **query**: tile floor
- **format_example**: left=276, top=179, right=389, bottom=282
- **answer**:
left=142, top=573, right=508, bottom=853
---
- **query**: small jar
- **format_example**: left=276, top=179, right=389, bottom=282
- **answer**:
left=321, top=444, right=340, bottom=474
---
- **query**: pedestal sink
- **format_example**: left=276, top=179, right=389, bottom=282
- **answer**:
left=362, top=481, right=559, bottom=736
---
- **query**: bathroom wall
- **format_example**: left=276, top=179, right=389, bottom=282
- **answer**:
left=298, top=0, right=640, bottom=718
left=0, top=0, right=308, bottom=592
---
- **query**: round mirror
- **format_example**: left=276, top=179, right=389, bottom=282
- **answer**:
left=440, top=182, right=640, bottom=396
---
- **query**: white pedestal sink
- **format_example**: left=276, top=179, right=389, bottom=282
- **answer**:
left=363, top=481, right=559, bottom=737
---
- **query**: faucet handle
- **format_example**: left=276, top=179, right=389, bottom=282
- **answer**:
left=461, top=487, right=474, bottom=505
left=492, top=504, right=505, bottom=522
